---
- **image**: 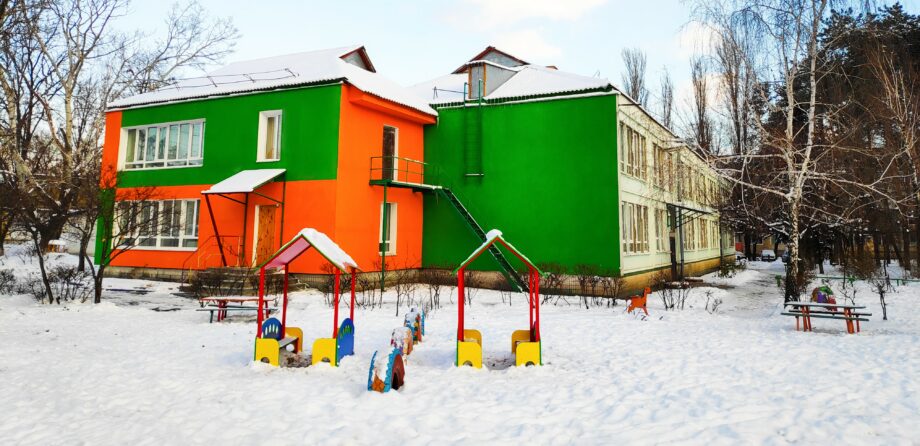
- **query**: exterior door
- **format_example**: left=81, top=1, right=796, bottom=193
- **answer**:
left=382, top=126, right=397, bottom=180
left=253, top=205, right=277, bottom=266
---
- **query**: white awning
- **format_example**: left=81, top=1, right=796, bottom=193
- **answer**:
left=203, top=169, right=286, bottom=194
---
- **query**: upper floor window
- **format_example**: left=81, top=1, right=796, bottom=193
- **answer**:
left=123, top=120, right=204, bottom=170
left=258, top=110, right=282, bottom=162
left=619, top=123, right=647, bottom=180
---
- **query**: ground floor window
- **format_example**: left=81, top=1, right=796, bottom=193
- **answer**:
left=379, top=201, right=397, bottom=255
left=117, top=199, right=200, bottom=249
left=655, top=208, right=668, bottom=252
left=622, top=201, right=649, bottom=254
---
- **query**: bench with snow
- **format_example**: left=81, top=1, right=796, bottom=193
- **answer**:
left=196, top=305, right=277, bottom=323
left=782, top=302, right=871, bottom=334
left=254, top=317, right=304, bottom=366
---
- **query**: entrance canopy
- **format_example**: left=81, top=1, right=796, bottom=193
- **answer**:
left=261, top=228, right=360, bottom=272
left=203, top=169, right=286, bottom=194
left=202, top=168, right=287, bottom=267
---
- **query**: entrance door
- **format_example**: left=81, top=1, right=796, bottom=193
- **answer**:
left=253, top=205, right=277, bottom=266
left=382, top=126, right=397, bottom=181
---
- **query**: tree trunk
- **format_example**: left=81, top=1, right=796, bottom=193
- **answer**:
left=31, top=234, right=55, bottom=304
left=873, top=232, right=881, bottom=266
left=902, top=226, right=910, bottom=271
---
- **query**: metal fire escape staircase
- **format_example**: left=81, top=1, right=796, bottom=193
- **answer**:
left=369, top=156, right=526, bottom=292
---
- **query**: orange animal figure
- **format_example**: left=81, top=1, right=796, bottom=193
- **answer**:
left=627, top=287, right=651, bottom=315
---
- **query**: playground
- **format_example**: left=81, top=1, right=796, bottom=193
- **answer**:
left=1, top=247, right=920, bottom=444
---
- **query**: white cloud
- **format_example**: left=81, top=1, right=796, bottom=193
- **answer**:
left=493, top=29, right=562, bottom=61
left=464, top=0, right=607, bottom=28
left=676, top=21, right=717, bottom=59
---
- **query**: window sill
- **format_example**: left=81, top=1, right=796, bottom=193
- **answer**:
left=118, top=246, right=198, bottom=252
left=122, top=163, right=203, bottom=172
left=378, top=252, right=397, bottom=257
left=256, top=158, right=281, bottom=163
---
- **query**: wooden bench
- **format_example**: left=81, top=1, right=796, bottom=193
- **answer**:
left=196, top=306, right=276, bottom=323
left=782, top=302, right=871, bottom=334
left=254, top=318, right=304, bottom=366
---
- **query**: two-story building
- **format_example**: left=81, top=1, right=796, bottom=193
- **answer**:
left=97, top=44, right=731, bottom=291
left=98, top=46, right=436, bottom=277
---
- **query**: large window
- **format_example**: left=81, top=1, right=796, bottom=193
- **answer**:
left=379, top=202, right=397, bottom=255
left=622, top=201, right=649, bottom=254
left=258, top=110, right=282, bottom=161
left=117, top=199, right=200, bottom=249
left=619, top=123, right=647, bottom=180
left=655, top=208, right=668, bottom=252
left=123, top=120, right=203, bottom=170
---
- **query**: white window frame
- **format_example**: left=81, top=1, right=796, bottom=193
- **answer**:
left=257, top=110, right=283, bottom=162
left=115, top=199, right=200, bottom=251
left=120, top=119, right=205, bottom=171
left=379, top=201, right=397, bottom=256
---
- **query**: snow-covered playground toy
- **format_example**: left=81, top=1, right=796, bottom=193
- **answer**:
left=367, top=319, right=424, bottom=392
left=455, top=230, right=543, bottom=368
left=404, top=307, right=426, bottom=343
left=253, top=229, right=360, bottom=367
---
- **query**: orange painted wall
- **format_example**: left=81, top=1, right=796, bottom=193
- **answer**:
left=110, top=180, right=338, bottom=274
left=334, top=84, right=434, bottom=271
left=101, top=112, right=122, bottom=186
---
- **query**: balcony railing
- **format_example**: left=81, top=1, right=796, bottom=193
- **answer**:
left=370, top=156, right=428, bottom=185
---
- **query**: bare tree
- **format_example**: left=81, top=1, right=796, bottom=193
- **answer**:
left=621, top=47, right=649, bottom=107
left=0, top=0, right=237, bottom=301
left=689, top=56, right=713, bottom=153
left=659, top=67, right=674, bottom=128
left=692, top=0, right=907, bottom=301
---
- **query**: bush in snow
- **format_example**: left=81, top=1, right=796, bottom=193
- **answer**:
left=418, top=268, right=450, bottom=310
left=0, top=269, right=16, bottom=294
left=537, top=263, right=565, bottom=305
left=25, top=265, right=91, bottom=304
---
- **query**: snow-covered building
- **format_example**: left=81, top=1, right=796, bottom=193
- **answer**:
left=97, top=44, right=730, bottom=291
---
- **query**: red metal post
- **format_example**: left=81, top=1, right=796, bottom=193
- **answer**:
left=333, top=269, right=341, bottom=338
left=281, top=264, right=289, bottom=332
left=457, top=267, right=465, bottom=341
left=534, top=268, right=541, bottom=341
left=350, top=268, right=356, bottom=321
left=256, top=266, right=266, bottom=338
left=528, top=270, right=534, bottom=331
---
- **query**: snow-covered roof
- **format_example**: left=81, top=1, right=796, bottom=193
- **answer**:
left=109, top=45, right=437, bottom=116
left=454, top=229, right=541, bottom=274
left=411, top=64, right=614, bottom=105
left=203, top=169, right=285, bottom=194
left=263, top=228, right=359, bottom=271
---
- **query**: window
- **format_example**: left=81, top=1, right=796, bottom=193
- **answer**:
left=379, top=202, right=397, bottom=255
left=655, top=208, right=668, bottom=252
left=117, top=199, right=200, bottom=249
left=622, top=201, right=649, bottom=254
left=258, top=110, right=282, bottom=161
left=619, top=123, right=647, bottom=180
left=123, top=120, right=204, bottom=170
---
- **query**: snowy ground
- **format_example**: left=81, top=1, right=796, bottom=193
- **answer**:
left=1, top=246, right=919, bottom=445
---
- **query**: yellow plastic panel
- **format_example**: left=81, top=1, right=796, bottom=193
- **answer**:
left=254, top=338, right=281, bottom=366
left=511, top=329, right=531, bottom=353
left=312, top=338, right=337, bottom=366
left=515, top=341, right=541, bottom=367
left=457, top=341, right=482, bottom=368
left=463, top=329, right=482, bottom=346
left=285, top=326, right=303, bottom=353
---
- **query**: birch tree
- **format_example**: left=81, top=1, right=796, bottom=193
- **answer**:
left=693, top=0, right=908, bottom=300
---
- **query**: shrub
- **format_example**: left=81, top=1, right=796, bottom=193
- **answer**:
left=0, top=269, right=15, bottom=294
left=26, top=265, right=91, bottom=304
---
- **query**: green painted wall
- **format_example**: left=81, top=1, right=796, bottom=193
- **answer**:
left=422, top=95, right=620, bottom=273
left=116, top=85, right=342, bottom=187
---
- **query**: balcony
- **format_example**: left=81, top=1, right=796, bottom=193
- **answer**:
left=369, top=156, right=439, bottom=191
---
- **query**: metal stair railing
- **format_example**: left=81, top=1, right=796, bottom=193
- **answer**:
left=437, top=188, right=527, bottom=292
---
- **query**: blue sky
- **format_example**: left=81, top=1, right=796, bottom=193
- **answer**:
left=119, top=0, right=919, bottom=119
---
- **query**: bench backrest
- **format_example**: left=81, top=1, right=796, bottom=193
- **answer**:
left=261, top=317, right=283, bottom=340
